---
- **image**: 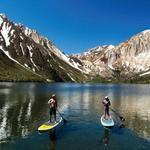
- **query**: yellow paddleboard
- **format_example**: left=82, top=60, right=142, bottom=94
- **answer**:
left=38, top=117, right=63, bottom=132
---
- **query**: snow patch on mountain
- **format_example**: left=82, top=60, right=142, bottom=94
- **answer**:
left=88, top=45, right=114, bottom=52
left=24, top=27, right=32, bottom=36
left=0, top=13, right=6, bottom=18
left=0, top=16, right=3, bottom=25
left=27, top=45, right=39, bottom=70
left=0, top=22, right=11, bottom=46
left=52, top=45, right=89, bottom=74
left=24, top=64, right=30, bottom=68
left=108, top=64, right=115, bottom=70
left=0, top=46, right=19, bottom=64
left=67, top=73, right=75, bottom=82
left=142, top=30, right=150, bottom=34
left=139, top=71, right=150, bottom=76
left=20, top=43, right=25, bottom=55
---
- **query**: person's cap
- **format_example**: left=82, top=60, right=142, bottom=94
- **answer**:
left=105, top=96, right=108, bottom=99
left=52, top=94, right=56, bottom=97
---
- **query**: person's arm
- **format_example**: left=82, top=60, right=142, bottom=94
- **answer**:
left=102, top=100, right=107, bottom=105
left=109, top=100, right=111, bottom=106
left=48, top=99, right=51, bottom=104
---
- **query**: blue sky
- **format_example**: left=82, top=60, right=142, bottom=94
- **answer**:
left=0, top=0, right=150, bottom=54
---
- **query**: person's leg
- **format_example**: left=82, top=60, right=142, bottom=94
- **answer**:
left=104, top=107, right=107, bottom=119
left=50, top=109, right=52, bottom=122
left=54, top=109, right=56, bottom=122
left=51, top=108, right=55, bottom=122
left=107, top=108, right=110, bottom=117
left=106, top=107, right=109, bottom=119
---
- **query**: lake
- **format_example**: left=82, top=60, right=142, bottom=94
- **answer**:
left=0, top=82, right=150, bottom=150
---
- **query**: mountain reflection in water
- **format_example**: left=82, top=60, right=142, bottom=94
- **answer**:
left=0, top=82, right=150, bottom=144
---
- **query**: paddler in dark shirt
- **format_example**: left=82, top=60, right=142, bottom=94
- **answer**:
left=102, top=96, right=111, bottom=119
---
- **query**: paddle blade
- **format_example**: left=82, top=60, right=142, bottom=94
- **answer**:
left=119, top=124, right=125, bottom=128
left=63, top=118, right=67, bottom=123
left=120, top=116, right=125, bottom=121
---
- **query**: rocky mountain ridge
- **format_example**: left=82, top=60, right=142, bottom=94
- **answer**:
left=71, top=30, right=150, bottom=82
left=1, top=13, right=150, bottom=83
left=0, top=13, right=88, bottom=82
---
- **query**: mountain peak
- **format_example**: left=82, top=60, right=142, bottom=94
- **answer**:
left=0, top=13, right=5, bottom=25
left=141, top=29, right=150, bottom=34
left=0, top=14, right=87, bottom=82
left=87, top=44, right=114, bottom=53
left=0, top=13, right=6, bottom=18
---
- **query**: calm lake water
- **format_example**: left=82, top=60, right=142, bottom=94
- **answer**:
left=0, top=82, right=150, bottom=150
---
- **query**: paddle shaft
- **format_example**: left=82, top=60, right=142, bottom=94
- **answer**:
left=57, top=109, right=67, bottom=122
left=110, top=107, right=125, bottom=121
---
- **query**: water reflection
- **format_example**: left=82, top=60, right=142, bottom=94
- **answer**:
left=0, top=82, right=48, bottom=142
left=102, top=129, right=110, bottom=146
left=49, top=129, right=57, bottom=150
left=0, top=82, right=150, bottom=143
left=0, top=103, right=10, bottom=141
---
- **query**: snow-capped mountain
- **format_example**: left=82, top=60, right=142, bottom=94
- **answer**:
left=71, top=31, right=150, bottom=82
left=0, top=14, right=87, bottom=82
left=1, top=13, right=150, bottom=83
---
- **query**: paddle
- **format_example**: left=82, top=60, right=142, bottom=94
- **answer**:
left=110, top=107, right=125, bottom=121
left=57, top=109, right=67, bottom=123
